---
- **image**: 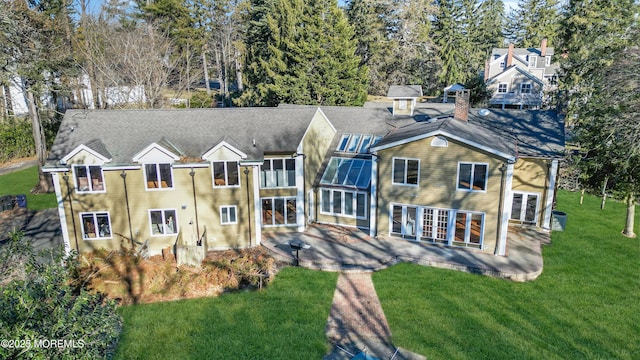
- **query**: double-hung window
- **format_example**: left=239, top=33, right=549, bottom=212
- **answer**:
left=261, top=158, right=295, bottom=188
left=521, top=83, right=532, bottom=94
left=392, top=158, right=419, bottom=186
left=457, top=163, right=488, bottom=191
left=212, top=161, right=239, bottom=187
left=145, top=163, right=173, bottom=189
left=261, top=198, right=296, bottom=226
left=321, top=189, right=367, bottom=219
left=149, top=209, right=177, bottom=235
left=220, top=205, right=237, bottom=225
left=80, top=212, right=111, bottom=239
left=497, top=83, right=508, bottom=94
left=74, top=165, right=105, bottom=193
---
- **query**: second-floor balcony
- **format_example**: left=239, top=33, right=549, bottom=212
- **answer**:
left=490, top=92, right=543, bottom=108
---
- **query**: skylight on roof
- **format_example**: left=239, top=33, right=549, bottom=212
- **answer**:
left=336, top=134, right=382, bottom=154
left=320, top=157, right=372, bottom=189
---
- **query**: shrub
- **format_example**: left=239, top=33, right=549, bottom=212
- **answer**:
left=0, top=233, right=122, bottom=359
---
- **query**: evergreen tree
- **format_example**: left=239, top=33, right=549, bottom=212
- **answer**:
left=243, top=0, right=367, bottom=106
left=432, top=0, right=467, bottom=86
left=506, top=0, right=560, bottom=47
left=475, top=0, right=505, bottom=56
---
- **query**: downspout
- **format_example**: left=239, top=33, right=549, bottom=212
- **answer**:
left=62, top=173, right=79, bottom=251
left=120, top=171, right=134, bottom=246
left=189, top=168, right=200, bottom=242
left=244, top=166, right=252, bottom=246
left=496, top=162, right=506, bottom=251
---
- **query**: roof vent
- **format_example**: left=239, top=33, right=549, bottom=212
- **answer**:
left=478, top=109, right=490, bottom=116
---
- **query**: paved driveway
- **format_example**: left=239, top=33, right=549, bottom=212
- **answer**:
left=0, top=208, right=64, bottom=255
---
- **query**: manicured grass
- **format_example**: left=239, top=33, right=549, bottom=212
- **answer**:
left=0, top=165, right=56, bottom=210
left=374, top=190, right=640, bottom=359
left=115, top=268, right=338, bottom=360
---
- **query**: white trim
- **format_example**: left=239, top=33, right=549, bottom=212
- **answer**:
left=314, top=108, right=338, bottom=133
left=79, top=211, right=113, bottom=240
left=369, top=155, right=378, bottom=237
left=61, top=144, right=111, bottom=165
left=220, top=205, right=238, bottom=225
left=240, top=160, right=263, bottom=166
left=201, top=140, right=247, bottom=160
left=497, top=82, right=509, bottom=94
left=431, top=136, right=448, bottom=147
left=528, top=55, right=537, bottom=68
left=211, top=160, right=241, bottom=188
left=71, top=164, right=107, bottom=194
left=370, top=130, right=516, bottom=161
left=497, top=163, right=514, bottom=256
left=295, top=154, right=305, bottom=232
left=260, top=197, right=298, bottom=227
left=148, top=208, right=179, bottom=237
left=133, top=142, right=180, bottom=163
left=543, top=159, right=558, bottom=230
left=143, top=163, right=175, bottom=191
left=456, top=162, right=489, bottom=193
left=172, top=163, right=209, bottom=168
left=545, top=56, right=552, bottom=67
left=260, top=157, right=297, bottom=189
left=451, top=210, right=485, bottom=249
left=391, top=157, right=420, bottom=187
left=252, top=166, right=262, bottom=245
left=520, top=82, right=532, bottom=94
left=42, top=167, right=70, bottom=173
left=52, top=173, right=71, bottom=256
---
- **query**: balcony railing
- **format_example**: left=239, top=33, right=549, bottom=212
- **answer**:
left=490, top=93, right=543, bottom=106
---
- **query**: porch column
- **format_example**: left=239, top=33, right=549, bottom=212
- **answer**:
left=369, top=155, right=378, bottom=237
left=51, top=172, right=72, bottom=256
left=252, top=166, right=262, bottom=245
left=295, top=153, right=305, bottom=232
left=496, top=162, right=514, bottom=256
left=542, top=159, right=559, bottom=230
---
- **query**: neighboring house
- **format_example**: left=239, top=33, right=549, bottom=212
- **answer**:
left=387, top=85, right=423, bottom=116
left=44, top=89, right=564, bottom=257
left=485, top=39, right=558, bottom=109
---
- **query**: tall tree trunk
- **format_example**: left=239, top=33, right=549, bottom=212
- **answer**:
left=203, top=51, right=211, bottom=95
left=601, top=176, right=608, bottom=209
left=622, top=192, right=636, bottom=238
left=26, top=88, right=52, bottom=193
left=235, top=49, right=243, bottom=92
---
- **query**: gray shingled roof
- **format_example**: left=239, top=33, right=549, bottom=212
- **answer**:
left=386, top=85, right=423, bottom=98
left=47, top=107, right=318, bottom=167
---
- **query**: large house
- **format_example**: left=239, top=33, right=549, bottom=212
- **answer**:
left=485, top=39, right=558, bottom=109
left=44, top=90, right=564, bottom=258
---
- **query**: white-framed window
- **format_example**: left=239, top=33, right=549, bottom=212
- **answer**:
left=499, top=61, right=505, bottom=69
left=220, top=205, right=238, bottom=225
left=421, top=207, right=449, bottom=244
left=320, top=189, right=367, bottom=219
left=144, top=163, right=173, bottom=190
left=521, top=83, right=532, bottom=94
left=261, top=197, right=297, bottom=226
left=545, top=56, right=551, bottom=66
left=398, top=99, right=407, bottom=110
left=80, top=212, right=112, bottom=239
left=260, top=158, right=295, bottom=188
left=392, top=158, right=419, bottom=186
left=149, top=209, right=177, bottom=236
left=528, top=55, right=537, bottom=67
left=497, top=83, right=508, bottom=93
left=457, top=162, right=488, bottom=192
left=390, top=205, right=418, bottom=239
left=453, top=211, right=484, bottom=249
left=212, top=161, right=239, bottom=187
left=510, top=192, right=539, bottom=224
left=73, top=165, right=105, bottom=193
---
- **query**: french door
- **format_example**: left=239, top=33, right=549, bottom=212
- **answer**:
left=511, top=192, right=539, bottom=224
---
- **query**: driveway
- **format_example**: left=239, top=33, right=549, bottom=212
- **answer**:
left=0, top=208, right=64, bottom=255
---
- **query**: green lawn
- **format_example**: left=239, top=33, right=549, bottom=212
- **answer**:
left=0, top=166, right=56, bottom=210
left=374, top=190, right=640, bottom=359
left=115, top=268, right=338, bottom=360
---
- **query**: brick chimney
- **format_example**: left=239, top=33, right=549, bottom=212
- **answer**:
left=540, top=38, right=548, bottom=57
left=454, top=90, right=470, bottom=122
left=506, top=43, right=514, bottom=67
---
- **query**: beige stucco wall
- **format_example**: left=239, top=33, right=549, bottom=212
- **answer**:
left=58, top=159, right=257, bottom=254
left=375, top=135, right=506, bottom=253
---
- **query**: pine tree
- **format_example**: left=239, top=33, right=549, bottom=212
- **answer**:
left=475, top=0, right=505, bottom=57
left=432, top=0, right=467, bottom=86
left=506, top=0, right=560, bottom=47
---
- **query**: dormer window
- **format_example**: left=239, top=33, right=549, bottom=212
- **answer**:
left=73, top=165, right=105, bottom=193
left=528, top=55, right=537, bottom=67
left=545, top=56, right=551, bottom=66
left=499, top=61, right=505, bottom=69
left=144, top=163, right=173, bottom=189
left=212, top=161, right=240, bottom=187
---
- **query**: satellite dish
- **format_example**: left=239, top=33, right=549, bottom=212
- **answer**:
left=478, top=109, right=490, bottom=116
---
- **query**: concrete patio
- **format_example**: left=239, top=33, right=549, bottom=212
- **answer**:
left=262, top=223, right=550, bottom=281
